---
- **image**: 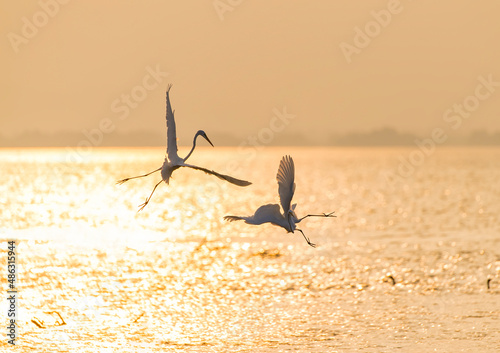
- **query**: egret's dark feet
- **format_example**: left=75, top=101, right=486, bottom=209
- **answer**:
left=116, top=178, right=129, bottom=185
left=306, top=239, right=316, bottom=248
left=297, top=229, right=316, bottom=248
left=138, top=200, right=149, bottom=212
left=324, top=212, right=336, bottom=217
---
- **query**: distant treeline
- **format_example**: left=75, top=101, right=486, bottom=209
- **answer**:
left=330, top=127, right=500, bottom=146
left=1, top=127, right=500, bottom=147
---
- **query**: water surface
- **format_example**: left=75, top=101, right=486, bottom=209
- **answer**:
left=1, top=147, right=499, bottom=352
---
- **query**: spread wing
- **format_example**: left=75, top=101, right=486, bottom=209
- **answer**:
left=165, top=84, right=178, bottom=162
left=182, top=164, right=252, bottom=187
left=251, top=204, right=283, bottom=225
left=224, top=204, right=282, bottom=226
left=276, top=155, right=295, bottom=214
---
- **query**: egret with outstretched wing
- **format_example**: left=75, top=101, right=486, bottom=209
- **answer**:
left=117, top=85, right=251, bottom=211
left=224, top=155, right=335, bottom=247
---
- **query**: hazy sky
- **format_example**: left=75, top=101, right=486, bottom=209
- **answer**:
left=2, top=1, right=500, bottom=145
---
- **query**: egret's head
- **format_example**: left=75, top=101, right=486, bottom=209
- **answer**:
left=197, top=130, right=214, bottom=147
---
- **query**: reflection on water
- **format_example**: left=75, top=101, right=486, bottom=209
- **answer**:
left=1, top=147, right=499, bottom=351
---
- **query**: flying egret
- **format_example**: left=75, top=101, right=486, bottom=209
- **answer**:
left=117, top=84, right=252, bottom=211
left=224, top=155, right=335, bottom=247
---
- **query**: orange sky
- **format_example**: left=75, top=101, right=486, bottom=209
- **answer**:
left=2, top=1, right=500, bottom=145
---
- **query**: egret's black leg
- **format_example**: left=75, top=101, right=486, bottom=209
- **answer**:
left=138, top=180, right=163, bottom=212
left=298, top=211, right=336, bottom=222
left=296, top=229, right=316, bottom=248
left=117, top=167, right=162, bottom=185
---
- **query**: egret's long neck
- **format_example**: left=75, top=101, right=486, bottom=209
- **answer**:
left=183, top=132, right=200, bottom=162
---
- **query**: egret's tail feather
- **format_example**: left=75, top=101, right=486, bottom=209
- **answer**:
left=223, top=215, right=244, bottom=222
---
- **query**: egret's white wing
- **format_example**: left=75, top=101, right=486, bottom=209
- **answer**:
left=276, top=155, right=296, bottom=214
left=182, top=163, right=252, bottom=187
left=224, top=204, right=283, bottom=226
left=165, top=84, right=178, bottom=162
left=251, top=204, right=283, bottom=225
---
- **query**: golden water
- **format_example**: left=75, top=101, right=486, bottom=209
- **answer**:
left=1, top=147, right=499, bottom=352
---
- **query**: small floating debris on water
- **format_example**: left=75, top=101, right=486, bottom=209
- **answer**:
left=254, top=249, right=282, bottom=258
left=383, top=274, right=396, bottom=285
left=131, top=312, right=145, bottom=324
left=348, top=283, right=369, bottom=291
left=31, top=311, right=66, bottom=329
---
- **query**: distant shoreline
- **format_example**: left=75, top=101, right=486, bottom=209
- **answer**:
left=1, top=127, right=499, bottom=147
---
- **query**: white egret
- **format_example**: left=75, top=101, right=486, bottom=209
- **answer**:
left=224, top=155, right=335, bottom=247
left=117, top=84, right=252, bottom=211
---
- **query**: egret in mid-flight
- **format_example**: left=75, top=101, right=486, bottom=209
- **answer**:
left=224, top=155, right=335, bottom=247
left=117, top=84, right=251, bottom=211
